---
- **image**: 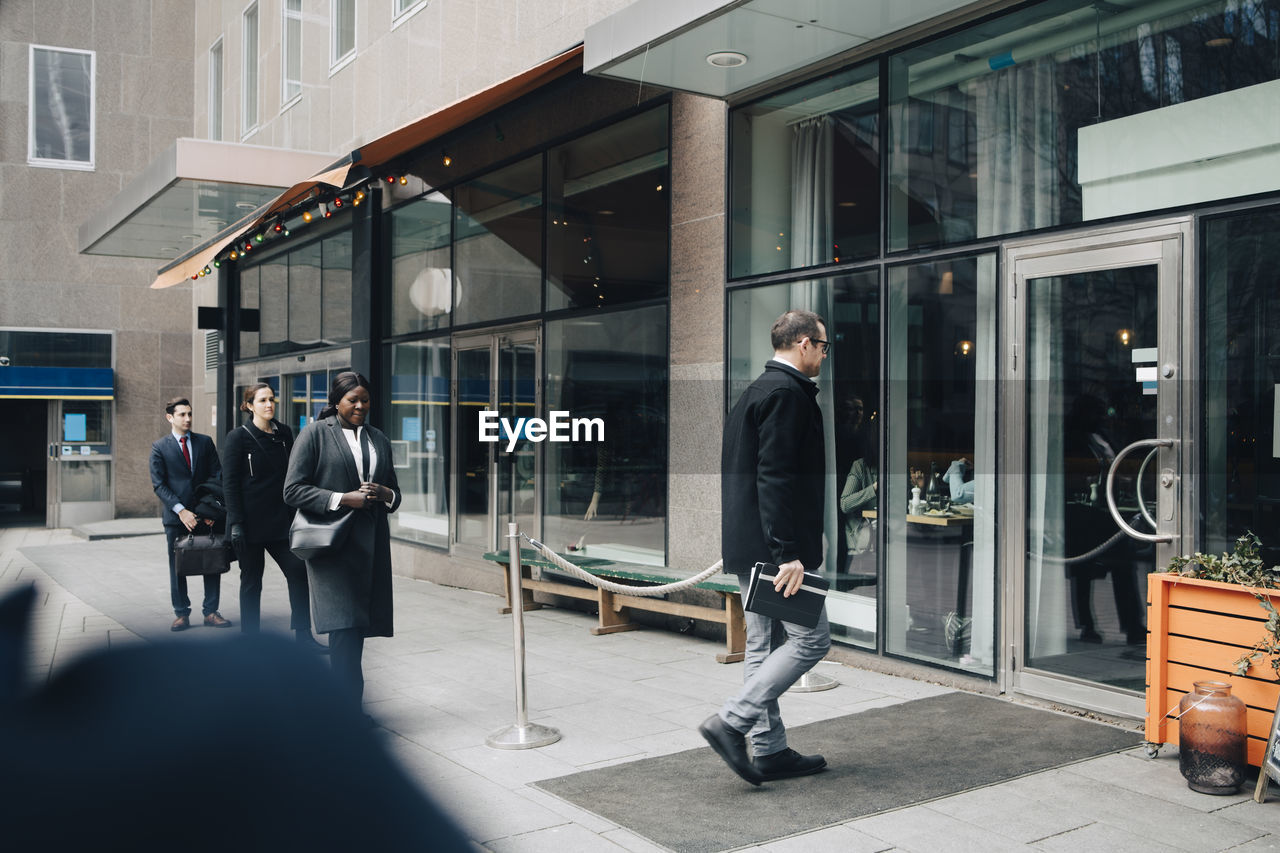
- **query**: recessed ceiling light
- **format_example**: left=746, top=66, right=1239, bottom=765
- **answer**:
left=235, top=202, right=258, bottom=210
left=159, top=246, right=179, bottom=254
left=181, top=234, right=200, bottom=240
left=706, top=51, right=748, bottom=68
left=837, top=201, right=856, bottom=208
left=597, top=210, right=615, bottom=215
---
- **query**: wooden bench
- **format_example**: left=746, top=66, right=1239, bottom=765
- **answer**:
left=483, top=549, right=745, bottom=663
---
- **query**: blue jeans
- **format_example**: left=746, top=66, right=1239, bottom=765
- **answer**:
left=166, top=524, right=221, bottom=617
left=720, top=574, right=831, bottom=757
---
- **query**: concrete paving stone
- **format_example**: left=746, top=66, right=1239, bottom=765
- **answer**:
left=544, top=700, right=685, bottom=741
left=755, top=823, right=896, bottom=853
left=482, top=822, right=632, bottom=853
left=597, top=827, right=672, bottom=853
left=844, top=670, right=955, bottom=700
left=528, top=726, right=646, bottom=768
left=855, top=804, right=1030, bottom=852
left=445, top=742, right=583, bottom=788
left=576, top=656, right=687, bottom=683
left=1215, top=836, right=1280, bottom=851
left=618, top=725, right=706, bottom=757
left=1065, top=750, right=1250, bottom=814
left=1030, top=820, right=1188, bottom=852
left=375, top=730, right=475, bottom=785
left=511, top=786, right=620, bottom=834
left=924, top=783, right=1091, bottom=844
left=1213, top=800, right=1280, bottom=836
left=428, top=772, right=571, bottom=843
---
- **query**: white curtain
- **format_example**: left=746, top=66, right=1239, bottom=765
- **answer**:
left=976, top=59, right=1059, bottom=238
left=1025, top=277, right=1068, bottom=659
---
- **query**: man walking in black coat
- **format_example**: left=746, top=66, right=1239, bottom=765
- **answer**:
left=701, top=310, right=832, bottom=785
left=149, top=396, right=232, bottom=632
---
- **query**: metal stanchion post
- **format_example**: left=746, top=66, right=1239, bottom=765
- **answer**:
left=486, top=522, right=561, bottom=750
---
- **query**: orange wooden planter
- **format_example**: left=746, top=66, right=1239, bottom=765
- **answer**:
left=1147, top=573, right=1280, bottom=766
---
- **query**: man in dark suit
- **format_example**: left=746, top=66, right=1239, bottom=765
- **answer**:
left=150, top=396, right=232, bottom=632
left=700, top=310, right=832, bottom=786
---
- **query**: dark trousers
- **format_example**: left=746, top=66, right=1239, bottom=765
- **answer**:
left=328, top=628, right=365, bottom=707
left=165, top=524, right=220, bottom=618
left=238, top=538, right=313, bottom=634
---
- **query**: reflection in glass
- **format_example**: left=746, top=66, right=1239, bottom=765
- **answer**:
left=730, top=62, right=880, bottom=277
left=455, top=347, right=491, bottom=549
left=388, top=192, right=452, bottom=335
left=60, top=460, right=111, bottom=503
left=289, top=240, right=322, bottom=346
left=1024, top=266, right=1157, bottom=689
left=888, top=0, right=1280, bottom=250
left=30, top=47, right=92, bottom=163
left=454, top=156, right=542, bottom=325
left=544, top=306, right=667, bottom=566
left=546, top=107, right=670, bottom=310
left=885, top=256, right=996, bottom=674
left=321, top=231, right=352, bottom=344
left=497, top=338, right=538, bottom=541
left=239, top=265, right=260, bottom=359
left=1203, top=207, right=1280, bottom=565
left=385, top=339, right=450, bottom=547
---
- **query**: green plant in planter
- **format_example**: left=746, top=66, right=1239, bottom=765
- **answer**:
left=1165, top=532, right=1280, bottom=677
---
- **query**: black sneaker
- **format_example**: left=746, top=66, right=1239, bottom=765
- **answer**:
left=698, top=715, right=763, bottom=785
left=753, top=747, right=827, bottom=780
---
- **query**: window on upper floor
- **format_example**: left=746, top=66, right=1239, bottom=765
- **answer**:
left=208, top=39, right=223, bottom=140
left=28, top=45, right=94, bottom=169
left=242, top=2, right=259, bottom=135
left=332, top=0, right=356, bottom=70
left=283, top=0, right=302, bottom=104
left=393, top=0, right=428, bottom=24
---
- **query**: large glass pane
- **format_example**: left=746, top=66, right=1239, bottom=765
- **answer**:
left=332, top=0, right=355, bottom=64
left=321, top=232, right=352, bottom=343
left=546, top=106, right=670, bottom=310
left=1023, top=265, right=1157, bottom=689
left=289, top=245, right=322, bottom=346
left=455, top=347, right=491, bottom=549
left=454, top=156, right=542, bottom=325
left=544, top=306, right=667, bottom=565
left=497, top=337, right=538, bottom=539
left=260, top=251, right=290, bottom=353
left=888, top=0, right=1280, bottom=250
left=239, top=264, right=260, bottom=359
left=208, top=41, right=223, bottom=140
left=60, top=460, right=111, bottom=502
left=283, top=0, right=302, bottom=102
left=885, top=256, right=996, bottom=674
left=388, top=192, right=452, bottom=335
left=386, top=339, right=450, bottom=547
left=242, top=3, right=258, bottom=132
left=730, top=62, right=880, bottom=277
left=1203, top=207, right=1280, bottom=564
left=283, top=373, right=308, bottom=433
left=30, top=47, right=92, bottom=164
left=727, top=274, right=880, bottom=648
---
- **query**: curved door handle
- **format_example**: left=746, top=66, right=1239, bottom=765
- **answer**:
left=1105, top=437, right=1176, bottom=544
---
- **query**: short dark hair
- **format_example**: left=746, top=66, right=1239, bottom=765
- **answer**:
left=165, top=397, right=191, bottom=415
left=770, top=310, right=826, bottom=351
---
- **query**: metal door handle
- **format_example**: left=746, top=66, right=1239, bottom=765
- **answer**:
left=1105, top=438, right=1177, bottom=543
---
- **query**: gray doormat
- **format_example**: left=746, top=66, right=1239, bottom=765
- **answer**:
left=534, top=691, right=1141, bottom=853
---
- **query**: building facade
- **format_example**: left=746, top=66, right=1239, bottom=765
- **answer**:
left=10, top=0, right=1280, bottom=722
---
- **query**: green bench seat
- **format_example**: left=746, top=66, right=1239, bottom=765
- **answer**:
left=483, top=549, right=745, bottom=663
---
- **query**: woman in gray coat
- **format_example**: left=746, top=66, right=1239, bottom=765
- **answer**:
left=284, top=372, right=401, bottom=716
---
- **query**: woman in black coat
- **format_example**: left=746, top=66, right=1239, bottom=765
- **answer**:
left=284, top=372, right=401, bottom=715
left=221, top=383, right=324, bottom=650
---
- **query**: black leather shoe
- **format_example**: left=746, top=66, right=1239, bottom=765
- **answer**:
left=699, top=715, right=763, bottom=785
left=753, top=747, right=827, bottom=780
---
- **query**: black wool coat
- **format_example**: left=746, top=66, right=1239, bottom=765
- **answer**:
left=283, top=417, right=401, bottom=636
left=221, top=420, right=297, bottom=544
left=721, top=360, right=826, bottom=576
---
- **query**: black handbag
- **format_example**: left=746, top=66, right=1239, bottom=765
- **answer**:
left=289, top=509, right=355, bottom=561
left=174, top=530, right=232, bottom=576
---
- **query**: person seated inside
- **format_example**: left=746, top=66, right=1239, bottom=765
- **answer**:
left=839, top=441, right=879, bottom=564
left=944, top=457, right=975, bottom=504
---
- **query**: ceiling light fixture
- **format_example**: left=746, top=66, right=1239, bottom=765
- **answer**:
left=706, top=51, right=748, bottom=68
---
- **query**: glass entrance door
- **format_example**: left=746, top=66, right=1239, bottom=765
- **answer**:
left=451, top=326, right=540, bottom=555
left=1004, top=222, right=1189, bottom=716
left=46, top=399, right=114, bottom=528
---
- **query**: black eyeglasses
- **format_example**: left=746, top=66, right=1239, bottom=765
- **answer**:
left=808, top=338, right=830, bottom=355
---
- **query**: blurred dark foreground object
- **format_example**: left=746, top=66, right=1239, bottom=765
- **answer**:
left=0, top=586, right=469, bottom=851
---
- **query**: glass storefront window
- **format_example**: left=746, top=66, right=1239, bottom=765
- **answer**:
left=546, top=106, right=670, bottom=310
left=454, top=156, right=542, bottom=325
left=730, top=62, right=880, bottom=278
left=884, top=256, right=996, bottom=674
left=1203, top=206, right=1280, bottom=564
left=385, top=339, right=450, bottom=548
left=543, top=306, right=667, bottom=565
left=728, top=272, right=882, bottom=647
left=239, top=229, right=353, bottom=356
left=888, top=0, right=1280, bottom=250
left=387, top=192, right=452, bottom=335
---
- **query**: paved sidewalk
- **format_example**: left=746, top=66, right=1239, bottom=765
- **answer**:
left=6, top=521, right=1280, bottom=852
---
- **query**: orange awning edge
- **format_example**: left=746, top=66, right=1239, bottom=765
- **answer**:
left=150, top=44, right=583, bottom=290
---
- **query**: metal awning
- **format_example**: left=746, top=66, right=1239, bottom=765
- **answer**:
left=78, top=138, right=336, bottom=261
left=584, top=0, right=978, bottom=99
left=0, top=366, right=114, bottom=400
left=148, top=45, right=584, bottom=290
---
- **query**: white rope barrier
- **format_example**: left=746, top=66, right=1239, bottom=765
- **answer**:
left=519, top=533, right=726, bottom=596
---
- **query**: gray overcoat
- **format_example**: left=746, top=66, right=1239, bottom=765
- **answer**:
left=283, top=416, right=401, bottom=636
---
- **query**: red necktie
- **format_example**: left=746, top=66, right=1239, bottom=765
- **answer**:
left=180, top=435, right=192, bottom=470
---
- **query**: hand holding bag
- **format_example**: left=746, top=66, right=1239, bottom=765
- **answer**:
left=289, top=509, right=355, bottom=561
left=174, top=530, right=232, bottom=576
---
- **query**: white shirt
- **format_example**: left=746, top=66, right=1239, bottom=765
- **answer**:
left=326, top=426, right=395, bottom=510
